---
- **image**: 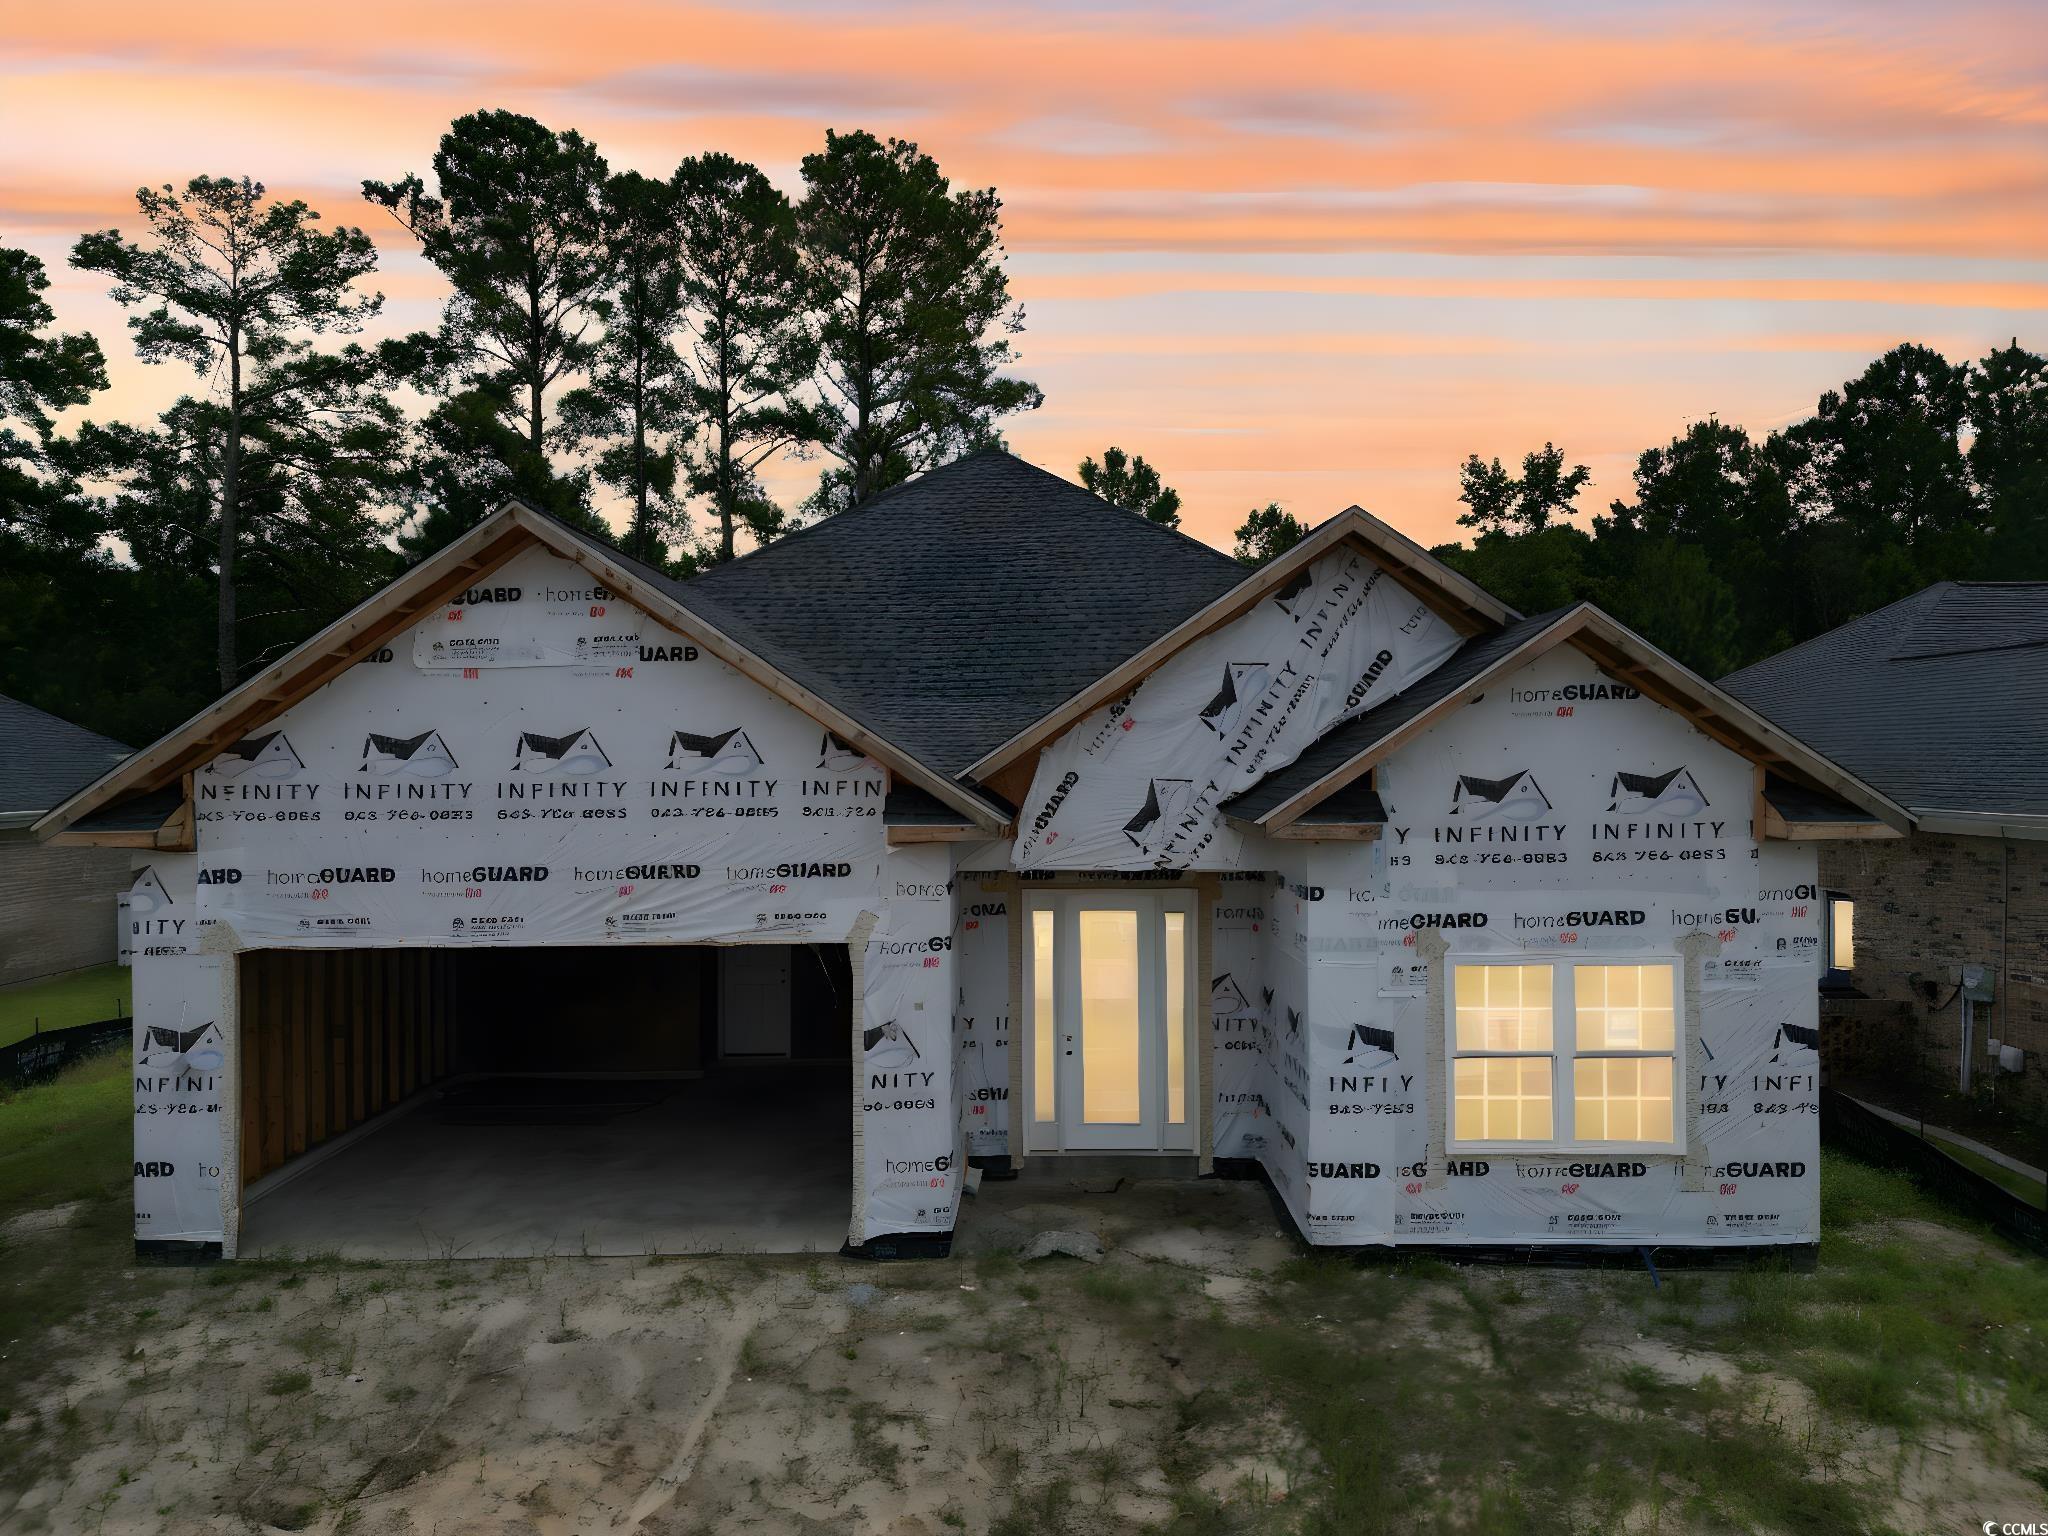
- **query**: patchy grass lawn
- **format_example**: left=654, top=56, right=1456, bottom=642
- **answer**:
left=0, top=1083, right=2043, bottom=1534
left=1936, top=1139, right=2048, bottom=1210
left=0, top=1050, right=131, bottom=1222
left=0, top=962, right=130, bottom=1048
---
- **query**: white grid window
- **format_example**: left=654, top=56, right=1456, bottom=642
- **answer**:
left=1451, top=964, right=1554, bottom=1142
left=1448, top=960, right=1683, bottom=1152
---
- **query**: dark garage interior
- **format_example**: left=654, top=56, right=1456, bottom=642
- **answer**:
left=236, top=943, right=855, bottom=1258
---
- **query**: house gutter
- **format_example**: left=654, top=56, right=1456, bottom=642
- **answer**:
left=1909, top=807, right=2048, bottom=841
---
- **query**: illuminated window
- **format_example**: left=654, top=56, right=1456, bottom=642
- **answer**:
left=1448, top=960, right=1682, bottom=1151
left=1078, top=910, right=1141, bottom=1124
left=1031, top=910, right=1056, bottom=1123
left=1451, top=964, right=1553, bottom=1142
left=1826, top=895, right=1854, bottom=975
left=1164, top=911, right=1187, bottom=1126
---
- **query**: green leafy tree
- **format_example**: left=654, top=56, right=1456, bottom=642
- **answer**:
left=1078, top=446, right=1181, bottom=528
left=1433, top=523, right=1598, bottom=618
left=674, top=152, right=819, bottom=563
left=1601, top=539, right=1740, bottom=678
left=797, top=130, right=1041, bottom=515
left=0, top=241, right=205, bottom=744
left=0, top=242, right=107, bottom=550
left=1600, top=418, right=1798, bottom=659
left=389, top=381, right=535, bottom=562
left=559, top=171, right=691, bottom=566
left=72, top=177, right=391, bottom=688
left=1232, top=502, right=1308, bottom=567
left=1456, top=442, right=1590, bottom=535
left=1774, top=344, right=1981, bottom=627
left=1966, top=340, right=2048, bottom=575
left=365, top=110, right=611, bottom=541
left=1781, top=344, right=1977, bottom=545
left=64, top=370, right=400, bottom=669
left=1436, top=340, right=2048, bottom=677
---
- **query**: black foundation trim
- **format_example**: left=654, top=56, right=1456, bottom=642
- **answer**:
left=135, top=1239, right=223, bottom=1264
left=841, top=1228, right=955, bottom=1261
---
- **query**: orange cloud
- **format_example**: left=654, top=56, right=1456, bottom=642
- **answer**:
left=5, top=1, right=2042, bottom=547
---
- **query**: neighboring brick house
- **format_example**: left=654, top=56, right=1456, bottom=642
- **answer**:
left=1724, top=584, right=2048, bottom=1107
left=0, top=693, right=134, bottom=985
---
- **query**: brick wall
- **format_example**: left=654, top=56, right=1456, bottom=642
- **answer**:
left=1817, top=832, right=2048, bottom=1107
left=0, top=832, right=132, bottom=984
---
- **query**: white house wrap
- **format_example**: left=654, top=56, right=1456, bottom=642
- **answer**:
left=48, top=453, right=1899, bottom=1258
left=1015, top=547, right=1461, bottom=870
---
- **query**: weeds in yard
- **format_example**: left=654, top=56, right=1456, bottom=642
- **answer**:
left=1078, top=1267, right=1142, bottom=1307
left=988, top=1475, right=1075, bottom=1536
left=738, top=1327, right=771, bottom=1378
left=848, top=1399, right=920, bottom=1486
left=660, top=1269, right=732, bottom=1307
left=545, top=1299, right=582, bottom=1344
left=975, top=1250, right=1018, bottom=1282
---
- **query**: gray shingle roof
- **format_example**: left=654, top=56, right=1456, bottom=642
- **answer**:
left=0, top=693, right=130, bottom=817
left=1220, top=608, right=1577, bottom=823
left=662, top=450, right=1253, bottom=780
left=1720, top=583, right=2048, bottom=819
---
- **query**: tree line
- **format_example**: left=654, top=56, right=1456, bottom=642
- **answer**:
left=1093, top=340, right=2048, bottom=677
left=1435, top=340, right=2047, bottom=676
left=1, top=112, right=1039, bottom=737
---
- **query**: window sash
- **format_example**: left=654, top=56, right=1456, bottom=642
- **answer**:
left=1447, top=957, right=1683, bottom=1152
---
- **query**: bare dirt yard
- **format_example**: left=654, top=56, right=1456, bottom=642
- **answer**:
left=3, top=1072, right=2046, bottom=1535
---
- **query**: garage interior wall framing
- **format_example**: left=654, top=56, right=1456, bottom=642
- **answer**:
left=238, top=950, right=452, bottom=1185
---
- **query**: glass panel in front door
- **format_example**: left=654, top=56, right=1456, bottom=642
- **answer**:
left=1078, top=909, right=1142, bottom=1123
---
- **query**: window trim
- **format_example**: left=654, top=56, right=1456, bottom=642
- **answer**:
left=1444, top=953, right=1687, bottom=1156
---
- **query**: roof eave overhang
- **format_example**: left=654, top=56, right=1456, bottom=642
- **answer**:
left=36, top=501, right=1008, bottom=841
left=1244, top=604, right=1913, bottom=836
left=1222, top=812, right=1381, bottom=842
left=962, top=506, right=1520, bottom=785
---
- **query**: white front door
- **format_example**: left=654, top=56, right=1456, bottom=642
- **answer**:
left=1024, top=891, right=1197, bottom=1153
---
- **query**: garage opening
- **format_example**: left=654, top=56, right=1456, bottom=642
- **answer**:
left=235, top=944, right=854, bottom=1258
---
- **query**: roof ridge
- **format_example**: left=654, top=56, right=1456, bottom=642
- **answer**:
left=986, top=451, right=1252, bottom=575
left=690, top=447, right=1254, bottom=586
left=690, top=450, right=1014, bottom=587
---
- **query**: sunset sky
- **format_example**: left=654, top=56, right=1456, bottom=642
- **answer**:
left=5, top=1, right=2045, bottom=551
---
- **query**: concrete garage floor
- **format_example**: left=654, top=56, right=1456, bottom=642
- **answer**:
left=240, top=1066, right=853, bottom=1259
